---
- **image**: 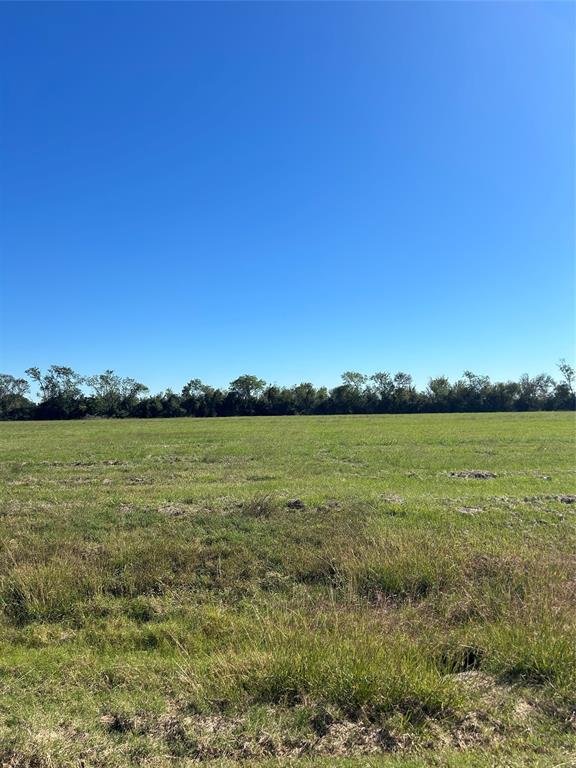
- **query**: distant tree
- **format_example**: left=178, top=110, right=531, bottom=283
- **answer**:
left=515, top=373, right=555, bottom=411
left=291, top=382, right=319, bottom=415
left=369, top=372, right=394, bottom=397
left=25, top=365, right=86, bottom=419
left=228, top=375, right=266, bottom=415
left=260, top=385, right=294, bottom=415
left=329, top=385, right=355, bottom=414
left=341, top=372, right=367, bottom=391
left=452, top=371, right=491, bottom=411
left=551, top=359, right=576, bottom=409
left=135, top=395, right=164, bottom=418
left=392, top=372, right=417, bottom=412
left=558, top=359, right=575, bottom=395
left=327, top=372, right=368, bottom=413
left=0, top=374, right=29, bottom=399
left=203, top=387, right=225, bottom=417
left=220, top=390, right=242, bottom=417
left=427, top=376, right=453, bottom=411
left=160, top=389, right=185, bottom=417
left=182, top=379, right=222, bottom=416
left=229, top=375, right=266, bottom=400
left=368, top=372, right=395, bottom=412
left=0, top=363, right=573, bottom=420
left=314, top=386, right=330, bottom=414
left=85, top=370, right=148, bottom=417
left=0, top=374, right=34, bottom=419
left=484, top=380, right=519, bottom=412
left=182, top=378, right=204, bottom=399
left=553, top=385, right=576, bottom=410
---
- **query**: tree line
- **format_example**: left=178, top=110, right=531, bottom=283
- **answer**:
left=0, top=362, right=574, bottom=420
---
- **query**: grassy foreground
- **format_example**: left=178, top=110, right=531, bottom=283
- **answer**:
left=0, top=413, right=574, bottom=767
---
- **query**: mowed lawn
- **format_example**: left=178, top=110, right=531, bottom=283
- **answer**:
left=0, top=413, right=574, bottom=767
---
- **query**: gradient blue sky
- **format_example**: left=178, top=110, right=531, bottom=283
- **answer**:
left=1, top=1, right=574, bottom=393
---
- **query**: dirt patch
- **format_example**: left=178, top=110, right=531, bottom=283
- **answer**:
left=450, top=710, right=504, bottom=748
left=99, top=712, right=149, bottom=734
left=7, top=477, right=40, bottom=486
left=163, top=713, right=402, bottom=759
left=151, top=455, right=187, bottom=464
left=158, top=504, right=188, bottom=517
left=127, top=476, right=153, bottom=485
left=2, top=500, right=55, bottom=514
left=458, top=506, right=483, bottom=516
left=119, top=503, right=139, bottom=514
left=524, top=494, right=576, bottom=505
left=317, top=500, right=344, bottom=513
left=40, top=459, right=125, bottom=467
left=286, top=498, right=306, bottom=510
left=513, top=699, right=536, bottom=721
left=94, top=702, right=528, bottom=760
left=452, top=670, right=495, bottom=693
left=314, top=720, right=400, bottom=755
left=382, top=493, right=404, bottom=504
left=448, top=470, right=497, bottom=479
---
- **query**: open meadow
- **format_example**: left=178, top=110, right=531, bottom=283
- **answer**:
left=0, top=413, right=575, bottom=767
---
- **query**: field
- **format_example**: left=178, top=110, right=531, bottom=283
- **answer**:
left=0, top=413, right=575, bottom=767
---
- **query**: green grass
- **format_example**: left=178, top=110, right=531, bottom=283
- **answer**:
left=0, top=413, right=574, bottom=766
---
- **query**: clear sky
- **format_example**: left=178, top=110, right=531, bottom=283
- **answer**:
left=1, top=1, right=574, bottom=393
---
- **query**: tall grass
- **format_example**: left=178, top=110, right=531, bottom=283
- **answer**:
left=0, top=414, right=574, bottom=765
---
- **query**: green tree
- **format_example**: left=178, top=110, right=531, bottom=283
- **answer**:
left=25, top=365, right=85, bottom=419
left=291, top=382, right=319, bottom=414
left=85, top=370, right=148, bottom=416
left=427, top=376, right=453, bottom=411
left=229, top=375, right=266, bottom=400
left=341, top=371, right=367, bottom=391
left=0, top=374, right=33, bottom=419
left=558, top=359, right=575, bottom=395
left=392, top=372, right=417, bottom=411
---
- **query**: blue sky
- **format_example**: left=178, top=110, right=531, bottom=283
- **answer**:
left=1, top=1, right=574, bottom=393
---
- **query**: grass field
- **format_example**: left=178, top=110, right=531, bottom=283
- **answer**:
left=0, top=413, right=575, bottom=767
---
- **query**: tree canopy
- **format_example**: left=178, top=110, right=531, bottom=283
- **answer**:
left=0, top=362, right=573, bottom=420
